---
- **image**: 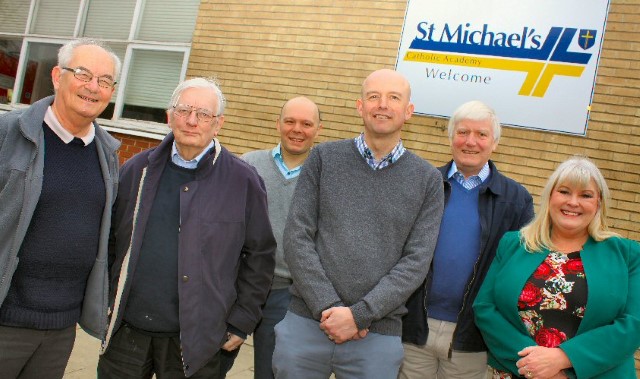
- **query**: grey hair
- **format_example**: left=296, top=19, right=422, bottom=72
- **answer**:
left=520, top=155, right=619, bottom=252
left=168, top=77, right=226, bottom=116
left=447, top=100, right=501, bottom=143
left=57, top=38, right=122, bottom=79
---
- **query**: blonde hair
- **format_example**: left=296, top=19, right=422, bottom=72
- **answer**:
left=520, top=155, right=619, bottom=252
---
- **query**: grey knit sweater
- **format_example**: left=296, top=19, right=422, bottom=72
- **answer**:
left=242, top=149, right=298, bottom=287
left=284, top=139, right=444, bottom=336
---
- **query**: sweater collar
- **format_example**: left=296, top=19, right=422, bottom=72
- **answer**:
left=44, top=106, right=95, bottom=145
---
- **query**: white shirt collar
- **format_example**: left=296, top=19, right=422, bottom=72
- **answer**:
left=44, top=107, right=95, bottom=145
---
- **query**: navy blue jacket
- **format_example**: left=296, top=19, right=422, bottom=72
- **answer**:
left=401, top=160, right=534, bottom=352
left=103, top=134, right=276, bottom=377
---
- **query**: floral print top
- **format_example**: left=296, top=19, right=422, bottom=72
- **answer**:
left=491, top=251, right=587, bottom=379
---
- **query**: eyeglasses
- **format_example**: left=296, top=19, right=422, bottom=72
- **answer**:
left=172, top=104, right=218, bottom=123
left=61, top=66, right=116, bottom=89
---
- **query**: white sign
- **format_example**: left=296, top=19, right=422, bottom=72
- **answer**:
left=396, top=0, right=610, bottom=135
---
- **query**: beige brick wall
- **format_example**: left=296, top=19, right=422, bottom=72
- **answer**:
left=189, top=0, right=639, bottom=240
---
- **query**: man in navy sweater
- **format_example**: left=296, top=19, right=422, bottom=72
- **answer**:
left=0, top=38, right=121, bottom=378
left=400, top=101, right=534, bottom=379
left=98, top=77, right=276, bottom=379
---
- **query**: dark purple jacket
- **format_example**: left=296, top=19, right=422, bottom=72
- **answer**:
left=103, top=134, right=276, bottom=377
left=402, top=160, right=534, bottom=352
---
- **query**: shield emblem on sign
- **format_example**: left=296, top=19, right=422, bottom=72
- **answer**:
left=578, top=29, right=597, bottom=50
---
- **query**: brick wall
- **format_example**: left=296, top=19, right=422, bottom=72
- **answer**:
left=185, top=0, right=640, bottom=240
left=111, top=132, right=161, bottom=166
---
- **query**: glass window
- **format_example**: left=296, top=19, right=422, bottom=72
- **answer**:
left=0, top=38, right=23, bottom=104
left=30, top=0, right=81, bottom=36
left=98, top=42, right=127, bottom=120
left=0, top=0, right=199, bottom=127
left=0, top=1, right=30, bottom=33
left=18, top=42, right=60, bottom=105
left=122, top=49, right=184, bottom=123
left=137, top=0, right=200, bottom=43
left=83, top=0, right=135, bottom=39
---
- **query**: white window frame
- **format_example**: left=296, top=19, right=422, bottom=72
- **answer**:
left=113, top=43, right=191, bottom=122
left=0, top=0, right=197, bottom=139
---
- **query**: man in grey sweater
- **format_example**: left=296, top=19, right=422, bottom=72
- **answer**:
left=272, top=69, right=445, bottom=378
left=242, top=96, right=322, bottom=379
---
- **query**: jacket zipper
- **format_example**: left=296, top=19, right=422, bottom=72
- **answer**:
left=1, top=134, right=38, bottom=295
left=448, top=246, right=484, bottom=358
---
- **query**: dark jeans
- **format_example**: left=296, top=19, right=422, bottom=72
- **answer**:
left=98, top=324, right=225, bottom=379
left=0, top=324, right=76, bottom=379
left=253, top=288, right=291, bottom=379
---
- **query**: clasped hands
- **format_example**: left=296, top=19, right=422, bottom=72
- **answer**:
left=319, top=306, right=368, bottom=344
left=515, top=346, right=571, bottom=379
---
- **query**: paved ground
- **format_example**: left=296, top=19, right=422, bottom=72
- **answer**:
left=64, top=326, right=255, bottom=378
left=61, top=325, right=640, bottom=378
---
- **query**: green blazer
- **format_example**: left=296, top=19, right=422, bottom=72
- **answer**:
left=473, top=231, right=640, bottom=378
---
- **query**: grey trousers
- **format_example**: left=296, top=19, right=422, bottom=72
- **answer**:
left=273, top=311, right=403, bottom=379
left=0, top=324, right=76, bottom=379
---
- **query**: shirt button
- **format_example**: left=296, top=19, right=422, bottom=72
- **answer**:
left=182, top=275, right=189, bottom=282
left=183, top=186, right=189, bottom=192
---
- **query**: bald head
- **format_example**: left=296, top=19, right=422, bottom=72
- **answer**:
left=280, top=96, right=321, bottom=125
left=276, top=96, right=322, bottom=159
left=361, top=69, right=412, bottom=100
left=356, top=69, right=414, bottom=143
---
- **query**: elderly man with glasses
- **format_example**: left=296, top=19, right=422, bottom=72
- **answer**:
left=0, top=38, right=121, bottom=378
left=98, top=77, right=276, bottom=379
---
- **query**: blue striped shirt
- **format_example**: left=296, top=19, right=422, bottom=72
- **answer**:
left=354, top=133, right=406, bottom=170
left=447, top=161, right=490, bottom=190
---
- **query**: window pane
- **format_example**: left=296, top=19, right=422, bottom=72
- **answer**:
left=0, top=1, right=30, bottom=33
left=0, top=38, right=23, bottom=104
left=97, top=42, right=127, bottom=120
left=17, top=42, right=60, bottom=105
left=137, top=0, right=199, bottom=42
left=122, top=49, right=183, bottom=123
left=31, top=0, right=81, bottom=36
left=83, top=0, right=135, bottom=39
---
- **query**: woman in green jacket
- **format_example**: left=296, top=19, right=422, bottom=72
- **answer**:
left=474, top=156, right=640, bottom=379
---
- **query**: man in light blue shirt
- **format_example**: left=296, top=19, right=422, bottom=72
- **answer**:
left=242, top=96, right=322, bottom=379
